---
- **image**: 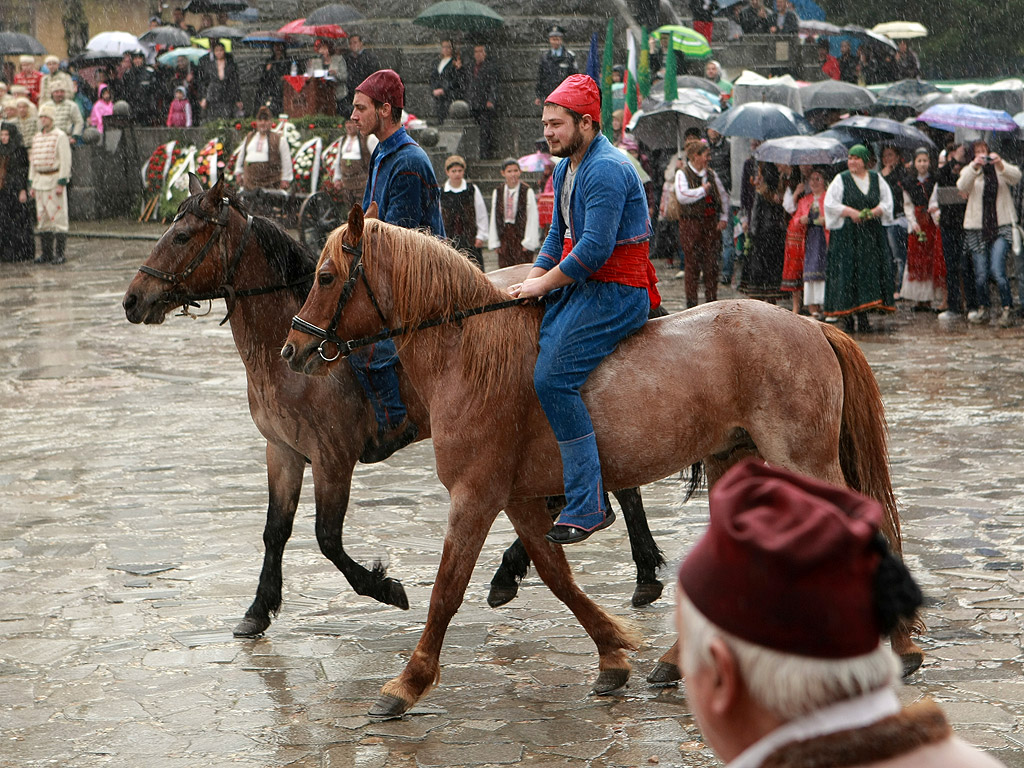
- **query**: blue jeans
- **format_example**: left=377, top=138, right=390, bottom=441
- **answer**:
left=348, top=339, right=407, bottom=431
left=720, top=217, right=736, bottom=283
left=534, top=280, right=649, bottom=530
left=966, top=228, right=1013, bottom=308
left=885, top=224, right=908, bottom=294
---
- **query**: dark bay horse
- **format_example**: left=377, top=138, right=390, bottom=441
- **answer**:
left=121, top=177, right=666, bottom=638
left=281, top=206, right=924, bottom=719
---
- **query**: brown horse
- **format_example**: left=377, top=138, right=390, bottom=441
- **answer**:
left=281, top=205, right=924, bottom=718
left=121, top=177, right=667, bottom=638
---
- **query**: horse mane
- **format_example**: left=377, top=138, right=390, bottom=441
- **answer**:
left=326, top=219, right=540, bottom=405
left=178, top=190, right=317, bottom=302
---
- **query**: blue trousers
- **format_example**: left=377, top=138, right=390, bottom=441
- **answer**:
left=967, top=228, right=1013, bottom=309
left=348, top=339, right=407, bottom=431
left=534, top=280, right=649, bottom=530
left=885, top=224, right=908, bottom=294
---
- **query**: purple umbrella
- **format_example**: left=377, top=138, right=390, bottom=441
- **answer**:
left=917, top=103, right=1019, bottom=133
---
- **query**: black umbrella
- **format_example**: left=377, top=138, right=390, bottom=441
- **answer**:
left=305, top=4, right=365, bottom=25
left=628, top=92, right=720, bottom=150
left=196, top=26, right=247, bottom=40
left=816, top=127, right=859, bottom=148
left=71, top=49, right=127, bottom=65
left=0, top=31, right=46, bottom=56
left=708, top=102, right=814, bottom=140
left=755, top=135, right=850, bottom=165
left=140, top=25, right=193, bottom=47
left=831, top=115, right=935, bottom=149
left=800, top=80, right=876, bottom=112
left=184, top=0, right=250, bottom=12
left=874, top=79, right=941, bottom=109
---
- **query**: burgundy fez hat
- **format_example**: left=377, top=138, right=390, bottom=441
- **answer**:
left=356, top=69, right=404, bottom=110
left=545, top=73, right=601, bottom=124
left=678, top=459, right=884, bottom=659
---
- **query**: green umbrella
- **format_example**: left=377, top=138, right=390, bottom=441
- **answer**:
left=413, top=1, right=504, bottom=31
left=653, top=24, right=712, bottom=59
left=157, top=46, right=210, bottom=66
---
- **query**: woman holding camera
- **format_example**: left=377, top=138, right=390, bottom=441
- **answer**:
left=956, top=140, right=1020, bottom=326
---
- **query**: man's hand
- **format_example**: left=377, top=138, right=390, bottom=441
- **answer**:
left=432, top=88, right=444, bottom=97
left=280, top=180, right=290, bottom=190
left=56, top=185, right=64, bottom=197
left=717, top=220, right=728, bottom=231
left=474, top=238, right=484, bottom=248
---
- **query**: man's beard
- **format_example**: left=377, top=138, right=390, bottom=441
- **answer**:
left=549, top=125, right=585, bottom=158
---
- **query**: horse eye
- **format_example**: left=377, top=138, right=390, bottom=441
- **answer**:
left=173, top=232, right=190, bottom=245
left=318, top=272, right=335, bottom=287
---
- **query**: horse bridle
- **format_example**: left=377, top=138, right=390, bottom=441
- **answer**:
left=290, top=231, right=532, bottom=362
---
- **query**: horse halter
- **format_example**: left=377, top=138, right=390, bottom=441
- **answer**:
left=138, top=196, right=257, bottom=323
left=290, top=236, right=389, bottom=362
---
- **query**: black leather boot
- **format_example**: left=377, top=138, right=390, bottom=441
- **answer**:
left=52, top=234, right=67, bottom=264
left=358, top=418, right=419, bottom=464
left=35, top=233, right=54, bottom=264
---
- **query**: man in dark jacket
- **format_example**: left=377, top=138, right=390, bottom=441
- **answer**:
left=120, top=51, right=161, bottom=126
left=345, top=34, right=381, bottom=111
left=534, top=26, right=577, bottom=106
left=466, top=43, right=499, bottom=159
left=739, top=0, right=775, bottom=34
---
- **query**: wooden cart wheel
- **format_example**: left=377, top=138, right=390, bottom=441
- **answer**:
left=298, top=191, right=341, bottom=254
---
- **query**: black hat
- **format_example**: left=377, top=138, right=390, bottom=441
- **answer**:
left=546, top=25, right=566, bottom=38
left=612, top=64, right=625, bottom=73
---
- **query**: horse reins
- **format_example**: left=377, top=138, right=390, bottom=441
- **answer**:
left=139, top=196, right=312, bottom=325
left=290, top=237, right=532, bottom=362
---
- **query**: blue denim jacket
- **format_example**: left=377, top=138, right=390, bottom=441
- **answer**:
left=363, top=126, right=445, bottom=236
left=535, top=134, right=651, bottom=281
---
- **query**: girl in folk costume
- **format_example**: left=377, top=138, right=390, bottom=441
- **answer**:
left=824, top=144, right=896, bottom=333
left=675, top=138, right=729, bottom=307
left=0, top=122, right=34, bottom=262
left=781, top=167, right=830, bottom=319
left=330, top=117, right=372, bottom=212
left=28, top=104, right=72, bottom=264
left=780, top=165, right=810, bottom=313
left=439, top=154, right=488, bottom=269
left=901, top=148, right=945, bottom=311
left=233, top=105, right=293, bottom=191
left=738, top=161, right=788, bottom=303
left=487, top=157, right=541, bottom=268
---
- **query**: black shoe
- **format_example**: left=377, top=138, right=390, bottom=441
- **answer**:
left=545, top=509, right=616, bottom=545
left=359, top=418, right=419, bottom=464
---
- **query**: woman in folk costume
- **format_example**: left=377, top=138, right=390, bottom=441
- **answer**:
left=509, top=74, right=658, bottom=544
left=233, top=105, right=293, bottom=191
left=781, top=167, right=830, bottom=317
left=824, top=144, right=896, bottom=333
left=28, top=103, right=72, bottom=264
left=0, top=122, right=34, bottom=262
left=440, top=154, right=488, bottom=269
left=487, top=157, right=541, bottom=268
left=738, top=161, right=788, bottom=303
left=901, top=148, right=945, bottom=311
left=674, top=137, right=729, bottom=307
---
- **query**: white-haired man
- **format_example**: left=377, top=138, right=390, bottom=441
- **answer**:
left=675, top=459, right=1005, bottom=768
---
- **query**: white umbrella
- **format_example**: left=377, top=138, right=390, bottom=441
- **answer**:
left=871, top=21, right=927, bottom=39
left=86, top=31, right=151, bottom=60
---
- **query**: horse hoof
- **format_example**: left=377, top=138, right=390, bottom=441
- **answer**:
left=631, top=581, right=663, bottom=607
left=900, top=651, right=924, bottom=678
left=368, top=693, right=410, bottom=720
left=487, top=581, right=519, bottom=608
left=232, top=615, right=269, bottom=638
left=646, top=661, right=681, bottom=686
left=592, top=668, right=630, bottom=695
left=384, top=579, right=410, bottom=610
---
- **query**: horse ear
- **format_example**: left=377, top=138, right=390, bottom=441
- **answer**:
left=209, top=175, right=226, bottom=198
left=188, top=172, right=205, bottom=196
left=365, top=201, right=378, bottom=220
left=346, top=204, right=365, bottom=243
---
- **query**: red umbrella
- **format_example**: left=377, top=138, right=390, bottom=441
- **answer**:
left=278, top=18, right=346, bottom=38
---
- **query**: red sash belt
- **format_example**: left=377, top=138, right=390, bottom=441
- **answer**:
left=561, top=238, right=661, bottom=309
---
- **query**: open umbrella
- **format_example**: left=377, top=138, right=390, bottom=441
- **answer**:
left=628, top=92, right=720, bottom=150
left=196, top=26, right=247, bottom=40
left=517, top=151, right=554, bottom=173
left=917, top=103, right=1019, bottom=133
left=707, top=102, right=813, bottom=140
left=840, top=25, right=898, bottom=51
left=184, top=0, right=250, bottom=12
left=157, top=46, right=211, bottom=66
left=305, top=4, right=365, bottom=25
left=798, top=19, right=841, bottom=37
left=86, top=31, right=147, bottom=57
left=241, top=31, right=291, bottom=47
left=140, top=25, right=193, bottom=47
left=278, top=19, right=347, bottom=38
left=831, top=115, right=934, bottom=149
left=755, top=135, right=849, bottom=165
left=800, top=80, right=876, bottom=112
left=413, top=1, right=504, bottom=32
left=816, top=127, right=859, bottom=148
left=873, top=79, right=941, bottom=109
left=0, top=31, right=46, bottom=56
left=871, top=21, right=927, bottom=39
left=652, top=25, right=712, bottom=58
left=951, top=79, right=1024, bottom=116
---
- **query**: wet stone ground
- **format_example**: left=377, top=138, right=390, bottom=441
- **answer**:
left=1, top=231, right=1023, bottom=767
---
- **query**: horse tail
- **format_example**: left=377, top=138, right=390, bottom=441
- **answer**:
left=682, top=462, right=705, bottom=503
left=818, top=323, right=901, bottom=552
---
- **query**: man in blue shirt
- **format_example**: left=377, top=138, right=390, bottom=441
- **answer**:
left=348, top=69, right=445, bottom=462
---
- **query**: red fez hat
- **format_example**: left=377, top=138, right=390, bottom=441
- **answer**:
left=356, top=69, right=404, bottom=110
left=678, top=459, right=884, bottom=659
left=545, top=73, right=601, bottom=124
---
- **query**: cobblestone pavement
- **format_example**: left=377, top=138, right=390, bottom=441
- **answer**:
left=1, top=232, right=1022, bottom=767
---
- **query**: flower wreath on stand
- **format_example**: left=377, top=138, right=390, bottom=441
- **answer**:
left=195, top=138, right=224, bottom=187
left=140, top=141, right=183, bottom=222
left=221, top=140, right=244, bottom=187
left=318, top=136, right=346, bottom=205
left=291, top=136, right=323, bottom=195
left=274, top=118, right=304, bottom=170
left=159, top=145, right=198, bottom=222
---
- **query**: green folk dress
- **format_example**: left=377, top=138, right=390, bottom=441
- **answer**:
left=824, top=171, right=896, bottom=317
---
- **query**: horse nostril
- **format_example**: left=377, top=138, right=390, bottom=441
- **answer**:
left=281, top=343, right=293, bottom=360
left=123, top=294, right=137, bottom=311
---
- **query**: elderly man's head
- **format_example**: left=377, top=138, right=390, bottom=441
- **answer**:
left=675, top=460, right=921, bottom=763
left=705, top=60, right=721, bottom=81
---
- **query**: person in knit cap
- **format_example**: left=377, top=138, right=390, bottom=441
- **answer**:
left=509, top=73, right=658, bottom=544
left=41, top=83, right=83, bottom=146
left=28, top=102, right=72, bottom=264
left=675, top=459, right=1004, bottom=768
left=39, top=55, right=74, bottom=105
left=346, top=68, right=444, bottom=463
